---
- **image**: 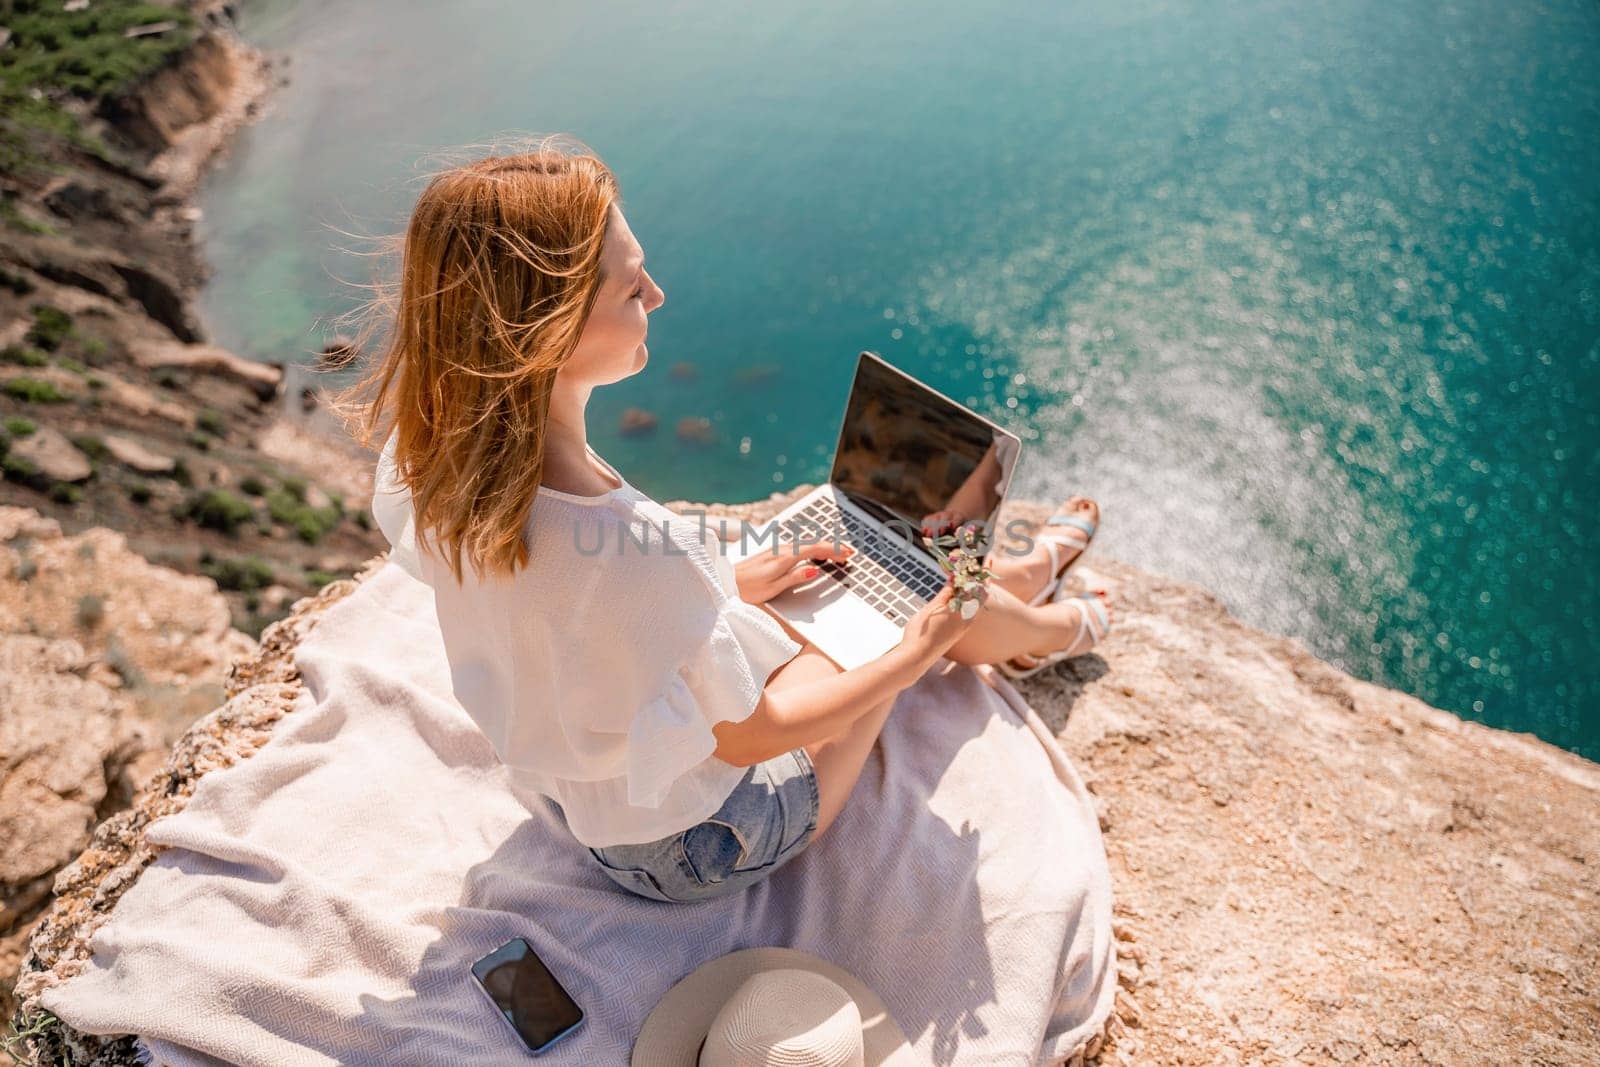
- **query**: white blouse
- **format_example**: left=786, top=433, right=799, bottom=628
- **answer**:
left=370, top=435, right=802, bottom=848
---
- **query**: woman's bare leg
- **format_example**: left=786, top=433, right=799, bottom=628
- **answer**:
left=941, top=581, right=1113, bottom=666
left=981, top=496, right=1099, bottom=603
left=804, top=692, right=897, bottom=840
left=761, top=618, right=897, bottom=842
left=753, top=574, right=1111, bottom=844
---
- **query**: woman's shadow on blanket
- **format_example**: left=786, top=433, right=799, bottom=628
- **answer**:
left=354, top=657, right=1090, bottom=1065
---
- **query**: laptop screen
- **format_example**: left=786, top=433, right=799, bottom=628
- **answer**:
left=828, top=352, right=1021, bottom=562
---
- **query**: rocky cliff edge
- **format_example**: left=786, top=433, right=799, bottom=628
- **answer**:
left=7, top=490, right=1598, bottom=1066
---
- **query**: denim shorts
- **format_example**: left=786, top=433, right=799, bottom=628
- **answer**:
left=586, top=747, right=820, bottom=904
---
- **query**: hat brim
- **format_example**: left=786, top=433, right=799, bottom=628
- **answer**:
left=632, top=947, right=916, bottom=1066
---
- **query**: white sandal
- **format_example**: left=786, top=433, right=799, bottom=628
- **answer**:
left=998, top=589, right=1112, bottom=680
left=1023, top=505, right=1099, bottom=607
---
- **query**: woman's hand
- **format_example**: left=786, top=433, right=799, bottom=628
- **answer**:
left=732, top=532, right=856, bottom=605
left=894, top=584, right=982, bottom=667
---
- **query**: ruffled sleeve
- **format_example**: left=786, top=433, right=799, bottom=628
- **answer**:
left=623, top=594, right=802, bottom=808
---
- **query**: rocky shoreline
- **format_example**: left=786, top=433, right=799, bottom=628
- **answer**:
left=1, top=0, right=386, bottom=1031
left=0, top=2, right=387, bottom=647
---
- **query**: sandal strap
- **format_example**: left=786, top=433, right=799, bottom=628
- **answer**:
left=1073, top=592, right=1110, bottom=640
left=1046, top=514, right=1097, bottom=538
left=1007, top=592, right=1109, bottom=674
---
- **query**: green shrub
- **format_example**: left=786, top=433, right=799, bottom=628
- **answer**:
left=75, top=593, right=105, bottom=629
left=56, top=357, right=89, bottom=375
left=170, top=457, right=193, bottom=486
left=0, top=200, right=59, bottom=236
left=1, top=345, right=48, bottom=368
left=263, top=486, right=301, bottom=521
left=87, top=375, right=107, bottom=390
left=305, top=570, right=338, bottom=590
left=69, top=433, right=109, bottom=462
left=201, top=554, right=276, bottom=593
left=100, top=633, right=143, bottom=686
left=3, top=416, right=37, bottom=438
left=129, top=481, right=153, bottom=505
left=81, top=336, right=109, bottom=363
left=291, top=512, right=327, bottom=543
left=153, top=368, right=182, bottom=390
left=0, top=4, right=197, bottom=98
left=0, top=4, right=196, bottom=177
left=186, top=430, right=213, bottom=452
left=278, top=476, right=309, bottom=503
left=3, top=377, right=69, bottom=403
left=0, top=265, right=34, bottom=295
left=24, top=306, right=73, bottom=351
left=264, top=486, right=341, bottom=545
left=354, top=509, right=373, bottom=531
left=50, top=481, right=84, bottom=505
left=197, top=408, right=226, bottom=437
left=239, top=474, right=267, bottom=496
left=2, top=454, right=39, bottom=481
left=180, top=489, right=254, bottom=535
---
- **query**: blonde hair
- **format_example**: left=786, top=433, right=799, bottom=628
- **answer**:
left=337, top=134, right=620, bottom=582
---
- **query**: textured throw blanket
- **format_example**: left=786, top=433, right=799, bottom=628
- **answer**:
left=39, top=562, right=1116, bottom=1065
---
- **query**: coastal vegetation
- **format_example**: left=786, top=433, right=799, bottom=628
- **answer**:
left=0, top=0, right=195, bottom=183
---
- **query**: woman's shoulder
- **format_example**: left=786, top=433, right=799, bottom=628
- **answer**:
left=524, top=492, right=723, bottom=593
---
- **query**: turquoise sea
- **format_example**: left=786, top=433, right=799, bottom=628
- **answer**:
left=197, top=0, right=1600, bottom=758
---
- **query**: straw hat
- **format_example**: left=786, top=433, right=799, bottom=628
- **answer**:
left=632, top=947, right=916, bottom=1066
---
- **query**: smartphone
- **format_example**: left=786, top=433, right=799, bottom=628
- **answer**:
left=470, top=937, right=586, bottom=1055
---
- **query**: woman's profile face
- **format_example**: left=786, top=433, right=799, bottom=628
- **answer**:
left=563, top=205, right=665, bottom=387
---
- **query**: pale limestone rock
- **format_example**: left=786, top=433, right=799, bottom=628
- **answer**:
left=100, top=375, right=192, bottom=427
left=0, top=634, right=160, bottom=1031
left=101, top=435, right=176, bottom=476
left=253, top=418, right=375, bottom=503
left=127, top=339, right=281, bottom=401
left=0, top=508, right=254, bottom=707
left=8, top=427, right=92, bottom=483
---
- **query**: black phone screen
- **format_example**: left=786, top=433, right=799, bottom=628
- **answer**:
left=470, top=937, right=585, bottom=1053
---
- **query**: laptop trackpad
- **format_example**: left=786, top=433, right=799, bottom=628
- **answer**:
left=769, top=576, right=905, bottom=672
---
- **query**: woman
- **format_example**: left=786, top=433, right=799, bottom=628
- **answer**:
left=354, top=136, right=1112, bottom=905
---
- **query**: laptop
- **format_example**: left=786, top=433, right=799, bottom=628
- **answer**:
left=738, top=351, right=1022, bottom=671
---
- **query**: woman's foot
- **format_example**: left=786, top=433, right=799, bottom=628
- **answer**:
left=1000, top=588, right=1114, bottom=678
left=990, top=496, right=1100, bottom=607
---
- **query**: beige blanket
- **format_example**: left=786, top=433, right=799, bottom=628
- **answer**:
left=40, top=562, right=1116, bottom=1065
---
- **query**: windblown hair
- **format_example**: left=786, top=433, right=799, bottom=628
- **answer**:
left=337, top=135, right=620, bottom=583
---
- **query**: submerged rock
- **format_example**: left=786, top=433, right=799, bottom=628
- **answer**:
left=619, top=406, right=657, bottom=435
left=316, top=335, right=361, bottom=369
left=675, top=415, right=715, bottom=445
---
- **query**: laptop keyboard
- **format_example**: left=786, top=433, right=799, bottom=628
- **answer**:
left=785, top=498, right=946, bottom=626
